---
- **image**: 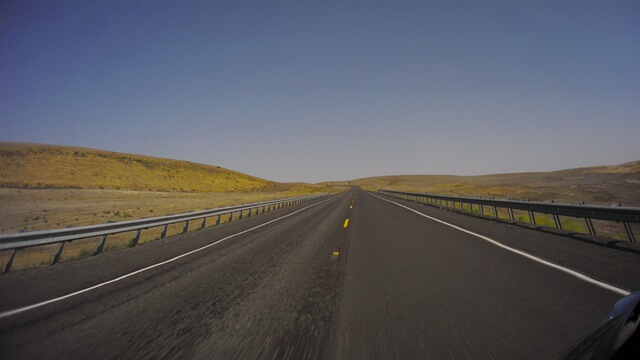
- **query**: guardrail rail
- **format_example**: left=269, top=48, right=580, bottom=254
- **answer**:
left=378, top=189, right=640, bottom=243
left=0, top=193, right=329, bottom=273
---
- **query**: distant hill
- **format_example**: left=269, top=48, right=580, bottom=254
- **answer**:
left=349, top=161, right=640, bottom=206
left=0, top=143, right=324, bottom=193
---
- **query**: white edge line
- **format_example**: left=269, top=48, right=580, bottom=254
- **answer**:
left=0, top=195, right=339, bottom=319
left=368, top=192, right=631, bottom=296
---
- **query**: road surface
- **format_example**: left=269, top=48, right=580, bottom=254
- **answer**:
left=1, top=188, right=639, bottom=359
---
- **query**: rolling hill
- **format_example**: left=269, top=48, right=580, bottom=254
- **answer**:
left=348, top=161, right=640, bottom=206
left=0, top=142, right=323, bottom=193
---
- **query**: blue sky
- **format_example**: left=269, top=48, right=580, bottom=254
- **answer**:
left=2, top=1, right=639, bottom=183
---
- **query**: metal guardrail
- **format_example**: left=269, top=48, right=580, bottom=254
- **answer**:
left=1, top=193, right=329, bottom=273
left=378, top=189, right=640, bottom=243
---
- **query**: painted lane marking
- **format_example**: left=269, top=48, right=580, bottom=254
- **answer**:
left=349, top=205, right=353, bottom=209
left=343, top=219, right=350, bottom=228
left=368, top=192, right=630, bottom=296
left=0, top=196, right=339, bottom=319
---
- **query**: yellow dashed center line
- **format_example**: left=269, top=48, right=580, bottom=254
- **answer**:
left=349, top=205, right=353, bottom=209
left=343, top=219, right=349, bottom=228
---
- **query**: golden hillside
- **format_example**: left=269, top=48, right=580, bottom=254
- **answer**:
left=350, top=161, right=640, bottom=206
left=0, top=143, right=322, bottom=193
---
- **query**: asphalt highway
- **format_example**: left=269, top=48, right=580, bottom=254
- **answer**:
left=1, top=188, right=639, bottom=359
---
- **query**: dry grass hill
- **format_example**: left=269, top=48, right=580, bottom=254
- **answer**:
left=0, top=142, right=321, bottom=193
left=347, top=161, right=640, bottom=206
left=0, top=143, right=336, bottom=235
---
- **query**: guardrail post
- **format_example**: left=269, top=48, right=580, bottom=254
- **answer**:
left=3, top=249, right=16, bottom=273
left=623, top=222, right=636, bottom=243
left=585, top=218, right=596, bottom=236
left=182, top=221, right=189, bottom=234
left=200, top=218, right=207, bottom=230
left=239, top=210, right=243, bottom=219
left=228, top=213, right=233, bottom=222
left=52, top=242, right=65, bottom=264
left=377, top=190, right=640, bottom=243
left=95, top=234, right=107, bottom=255
left=247, top=208, right=252, bottom=217
left=161, top=224, right=168, bottom=239
left=216, top=215, right=221, bottom=226
left=130, top=229, right=141, bottom=247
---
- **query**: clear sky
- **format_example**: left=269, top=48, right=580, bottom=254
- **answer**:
left=2, top=1, right=639, bottom=183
